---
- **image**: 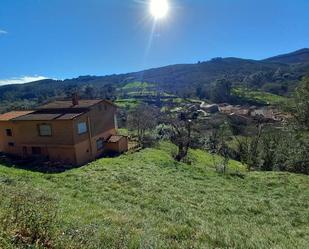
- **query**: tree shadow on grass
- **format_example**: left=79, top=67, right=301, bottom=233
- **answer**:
left=0, top=153, right=77, bottom=174
left=0, top=151, right=123, bottom=174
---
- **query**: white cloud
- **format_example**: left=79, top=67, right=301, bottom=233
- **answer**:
left=0, top=29, right=8, bottom=35
left=0, top=76, right=49, bottom=86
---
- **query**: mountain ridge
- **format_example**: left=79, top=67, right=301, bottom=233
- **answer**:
left=263, top=48, right=309, bottom=64
left=2, top=48, right=309, bottom=87
left=0, top=48, right=308, bottom=104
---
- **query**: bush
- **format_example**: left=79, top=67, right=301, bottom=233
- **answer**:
left=0, top=185, right=142, bottom=249
left=274, top=132, right=309, bottom=174
left=0, top=186, right=58, bottom=248
left=262, top=83, right=287, bottom=95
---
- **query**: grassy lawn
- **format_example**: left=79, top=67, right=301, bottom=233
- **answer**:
left=127, top=91, right=157, bottom=97
left=115, top=99, right=140, bottom=109
left=233, top=88, right=289, bottom=105
left=0, top=143, right=308, bottom=248
left=122, top=82, right=155, bottom=90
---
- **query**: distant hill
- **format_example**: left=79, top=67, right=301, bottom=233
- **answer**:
left=0, top=48, right=309, bottom=107
left=125, top=57, right=292, bottom=92
left=264, top=48, right=309, bottom=64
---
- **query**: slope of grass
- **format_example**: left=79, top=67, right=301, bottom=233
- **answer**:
left=115, top=99, right=140, bottom=109
left=122, top=82, right=155, bottom=90
left=233, top=88, right=288, bottom=105
left=0, top=143, right=308, bottom=248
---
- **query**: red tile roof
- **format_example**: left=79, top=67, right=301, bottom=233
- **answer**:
left=0, top=111, right=34, bottom=121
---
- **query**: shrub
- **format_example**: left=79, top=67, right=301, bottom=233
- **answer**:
left=274, top=132, right=309, bottom=174
left=0, top=185, right=140, bottom=249
left=0, top=186, right=58, bottom=248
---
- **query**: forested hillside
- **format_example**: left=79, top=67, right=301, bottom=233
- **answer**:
left=0, top=48, right=308, bottom=112
left=264, top=48, right=309, bottom=64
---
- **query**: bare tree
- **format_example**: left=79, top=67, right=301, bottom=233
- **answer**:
left=235, top=120, right=264, bottom=171
left=206, top=123, right=231, bottom=174
left=127, top=105, right=158, bottom=146
left=293, top=77, right=309, bottom=130
left=162, top=111, right=198, bottom=162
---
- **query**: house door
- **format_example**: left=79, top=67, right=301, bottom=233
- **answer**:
left=22, top=147, right=28, bottom=158
left=32, top=147, right=42, bottom=155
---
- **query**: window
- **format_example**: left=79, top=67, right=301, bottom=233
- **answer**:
left=114, top=114, right=118, bottom=129
left=6, top=129, right=12, bottom=137
left=78, top=122, right=87, bottom=134
left=38, top=124, right=52, bottom=136
left=32, top=147, right=41, bottom=155
left=96, top=139, right=104, bottom=150
left=8, top=142, right=15, bottom=147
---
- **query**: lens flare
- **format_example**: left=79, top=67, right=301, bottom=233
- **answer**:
left=150, top=0, right=169, bottom=19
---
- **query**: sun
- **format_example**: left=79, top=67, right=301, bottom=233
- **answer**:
left=150, top=0, right=169, bottom=19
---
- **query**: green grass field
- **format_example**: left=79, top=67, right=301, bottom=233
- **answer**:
left=233, top=88, right=288, bottom=105
left=115, top=99, right=141, bottom=109
left=122, top=82, right=155, bottom=90
left=0, top=143, right=308, bottom=248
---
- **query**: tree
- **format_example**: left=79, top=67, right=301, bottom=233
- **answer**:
left=274, top=132, right=309, bottom=174
left=162, top=110, right=198, bottom=162
left=210, top=79, right=232, bottom=103
left=235, top=120, right=264, bottom=171
left=127, top=105, right=158, bottom=147
left=293, top=77, right=309, bottom=130
left=276, top=77, right=309, bottom=174
left=205, top=123, right=232, bottom=174
left=98, top=84, right=116, bottom=100
left=259, top=133, right=279, bottom=171
left=84, top=85, right=95, bottom=99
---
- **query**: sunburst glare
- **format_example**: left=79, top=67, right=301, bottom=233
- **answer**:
left=149, top=0, right=169, bottom=19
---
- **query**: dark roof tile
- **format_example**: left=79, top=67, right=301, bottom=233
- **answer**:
left=38, top=100, right=103, bottom=109
left=0, top=99, right=116, bottom=122
left=12, top=112, right=85, bottom=121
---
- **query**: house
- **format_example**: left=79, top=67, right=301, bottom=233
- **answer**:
left=0, top=97, right=128, bottom=165
left=219, top=105, right=250, bottom=116
left=201, top=104, right=219, bottom=114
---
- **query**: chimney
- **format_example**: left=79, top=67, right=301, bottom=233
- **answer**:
left=72, top=93, right=79, bottom=106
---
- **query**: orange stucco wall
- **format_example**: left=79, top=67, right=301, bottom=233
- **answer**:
left=73, top=128, right=117, bottom=165
left=105, top=137, right=128, bottom=154
left=0, top=120, right=77, bottom=163
left=0, top=101, right=122, bottom=166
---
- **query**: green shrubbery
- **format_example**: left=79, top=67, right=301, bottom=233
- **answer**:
left=235, top=131, right=309, bottom=174
left=0, top=185, right=57, bottom=248
left=0, top=186, right=104, bottom=249
left=0, top=185, right=159, bottom=249
left=232, top=87, right=288, bottom=105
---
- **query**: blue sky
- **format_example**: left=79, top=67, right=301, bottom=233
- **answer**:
left=0, top=0, right=308, bottom=84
